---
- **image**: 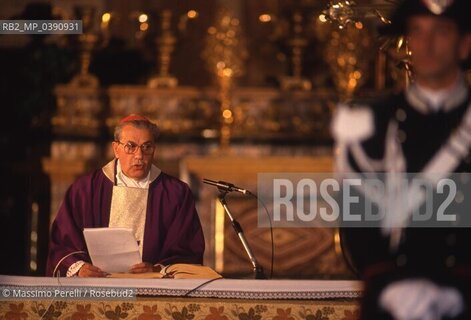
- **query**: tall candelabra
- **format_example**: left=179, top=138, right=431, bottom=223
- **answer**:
left=261, top=8, right=313, bottom=91
left=323, top=21, right=372, bottom=100
left=280, top=10, right=312, bottom=91
left=148, top=10, right=178, bottom=88
left=203, top=9, right=248, bottom=150
left=69, top=6, right=99, bottom=88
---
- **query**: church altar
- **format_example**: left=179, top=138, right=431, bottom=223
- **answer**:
left=0, top=275, right=362, bottom=319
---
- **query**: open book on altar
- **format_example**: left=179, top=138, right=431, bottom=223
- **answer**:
left=107, top=263, right=222, bottom=279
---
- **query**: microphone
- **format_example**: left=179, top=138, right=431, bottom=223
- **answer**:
left=203, top=178, right=252, bottom=195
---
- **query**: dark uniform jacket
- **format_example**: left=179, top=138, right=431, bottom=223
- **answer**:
left=335, top=78, right=471, bottom=319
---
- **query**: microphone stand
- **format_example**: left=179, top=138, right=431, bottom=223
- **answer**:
left=217, top=191, right=266, bottom=279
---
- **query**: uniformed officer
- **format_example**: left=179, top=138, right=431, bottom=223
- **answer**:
left=332, top=0, right=471, bottom=319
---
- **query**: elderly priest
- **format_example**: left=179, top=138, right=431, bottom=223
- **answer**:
left=46, top=114, right=205, bottom=277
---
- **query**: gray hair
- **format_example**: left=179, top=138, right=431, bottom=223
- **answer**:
left=114, top=120, right=160, bottom=142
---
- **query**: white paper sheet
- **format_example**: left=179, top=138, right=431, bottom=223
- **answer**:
left=83, top=227, right=142, bottom=273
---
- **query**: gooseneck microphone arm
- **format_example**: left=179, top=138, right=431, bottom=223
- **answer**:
left=208, top=186, right=265, bottom=279
left=202, top=178, right=252, bottom=195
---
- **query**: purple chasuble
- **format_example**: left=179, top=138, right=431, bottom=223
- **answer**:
left=46, top=163, right=204, bottom=276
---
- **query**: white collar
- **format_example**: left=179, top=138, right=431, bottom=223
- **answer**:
left=116, top=159, right=150, bottom=189
left=414, top=84, right=454, bottom=112
left=406, top=73, right=468, bottom=113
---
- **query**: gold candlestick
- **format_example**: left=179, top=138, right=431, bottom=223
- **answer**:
left=280, top=11, right=312, bottom=91
left=148, top=10, right=178, bottom=88
left=323, top=21, right=371, bottom=101
left=203, top=9, right=248, bottom=150
left=70, top=6, right=99, bottom=88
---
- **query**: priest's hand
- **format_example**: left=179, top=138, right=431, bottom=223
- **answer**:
left=129, top=262, right=161, bottom=273
left=78, top=263, right=108, bottom=277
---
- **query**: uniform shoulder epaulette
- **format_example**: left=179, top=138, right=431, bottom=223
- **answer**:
left=331, top=103, right=375, bottom=143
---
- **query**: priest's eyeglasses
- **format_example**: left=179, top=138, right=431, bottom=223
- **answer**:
left=116, top=141, right=155, bottom=155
